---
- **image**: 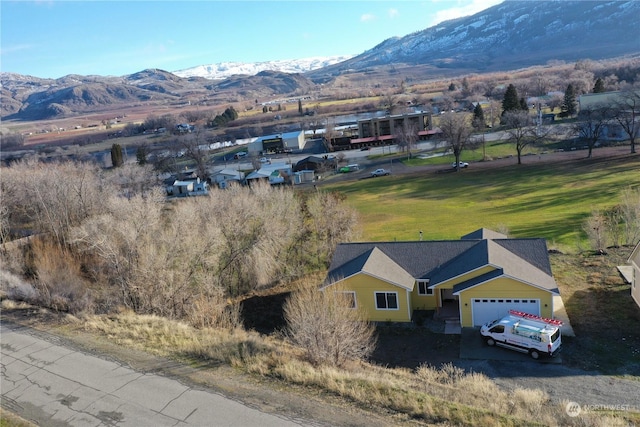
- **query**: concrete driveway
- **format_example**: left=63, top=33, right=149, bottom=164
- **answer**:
left=459, top=327, right=562, bottom=364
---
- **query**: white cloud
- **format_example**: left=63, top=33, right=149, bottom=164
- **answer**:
left=388, top=8, right=399, bottom=19
left=430, top=0, right=504, bottom=26
left=360, top=13, right=376, bottom=22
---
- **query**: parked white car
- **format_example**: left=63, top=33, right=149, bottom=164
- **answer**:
left=452, top=161, right=469, bottom=168
left=371, top=168, right=391, bottom=177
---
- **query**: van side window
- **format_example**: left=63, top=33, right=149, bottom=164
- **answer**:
left=490, top=325, right=505, bottom=333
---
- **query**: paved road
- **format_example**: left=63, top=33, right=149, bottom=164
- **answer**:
left=0, top=322, right=308, bottom=427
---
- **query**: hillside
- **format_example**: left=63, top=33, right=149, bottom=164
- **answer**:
left=309, top=0, right=640, bottom=80
left=3, top=1, right=640, bottom=121
left=0, top=69, right=317, bottom=121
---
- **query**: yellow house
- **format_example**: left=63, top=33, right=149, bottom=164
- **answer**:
left=323, top=229, right=560, bottom=327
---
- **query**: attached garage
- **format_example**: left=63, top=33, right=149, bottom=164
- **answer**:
left=471, top=298, right=540, bottom=326
left=455, top=275, right=556, bottom=328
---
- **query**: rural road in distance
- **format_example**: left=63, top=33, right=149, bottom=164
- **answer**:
left=0, top=322, right=310, bottom=427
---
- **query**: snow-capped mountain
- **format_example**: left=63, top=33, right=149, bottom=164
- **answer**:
left=310, top=0, right=640, bottom=78
left=173, top=55, right=353, bottom=80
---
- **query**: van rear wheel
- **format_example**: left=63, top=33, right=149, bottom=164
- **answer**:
left=529, top=349, right=540, bottom=360
left=485, top=337, right=496, bottom=346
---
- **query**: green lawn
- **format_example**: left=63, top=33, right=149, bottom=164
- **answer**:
left=325, top=152, right=639, bottom=251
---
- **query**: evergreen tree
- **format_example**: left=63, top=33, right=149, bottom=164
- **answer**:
left=111, top=143, right=124, bottom=168
left=136, top=146, right=148, bottom=165
left=501, top=84, right=520, bottom=116
left=298, top=99, right=303, bottom=115
left=448, top=82, right=457, bottom=92
left=472, top=103, right=485, bottom=129
left=562, top=84, right=577, bottom=117
left=593, top=78, right=605, bottom=93
left=519, top=97, right=529, bottom=111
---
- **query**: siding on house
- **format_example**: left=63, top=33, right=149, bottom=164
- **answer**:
left=457, top=278, right=553, bottom=327
left=410, top=289, right=438, bottom=311
left=324, top=229, right=560, bottom=326
left=338, top=274, right=413, bottom=322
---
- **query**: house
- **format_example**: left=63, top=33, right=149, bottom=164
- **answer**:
left=322, top=229, right=560, bottom=327
left=620, top=241, right=640, bottom=309
left=211, top=168, right=245, bottom=189
left=245, top=162, right=292, bottom=185
left=166, top=177, right=208, bottom=197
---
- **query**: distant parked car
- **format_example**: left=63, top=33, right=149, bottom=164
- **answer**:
left=234, top=151, right=248, bottom=159
left=371, top=168, right=391, bottom=177
left=452, top=161, right=469, bottom=168
left=259, top=157, right=270, bottom=163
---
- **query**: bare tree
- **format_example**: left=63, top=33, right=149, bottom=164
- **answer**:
left=502, top=111, right=537, bottom=164
left=179, top=129, right=210, bottom=180
left=1, top=159, right=111, bottom=247
left=573, top=105, right=613, bottom=158
left=383, top=93, right=398, bottom=115
left=106, top=163, right=160, bottom=199
left=396, top=121, right=418, bottom=159
left=284, top=280, right=376, bottom=367
left=611, top=86, right=640, bottom=154
left=324, top=117, right=337, bottom=144
left=438, top=112, right=473, bottom=171
left=304, top=191, right=360, bottom=269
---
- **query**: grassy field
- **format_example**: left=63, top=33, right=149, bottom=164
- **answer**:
left=324, top=150, right=639, bottom=251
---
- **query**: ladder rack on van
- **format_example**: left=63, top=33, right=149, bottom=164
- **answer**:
left=509, top=310, right=563, bottom=326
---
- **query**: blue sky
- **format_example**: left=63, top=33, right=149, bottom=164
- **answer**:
left=1, top=0, right=503, bottom=79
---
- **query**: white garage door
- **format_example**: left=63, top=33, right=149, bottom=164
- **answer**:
left=471, top=298, right=540, bottom=326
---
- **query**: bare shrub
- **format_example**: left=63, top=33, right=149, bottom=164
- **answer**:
left=30, top=237, right=93, bottom=314
left=187, top=291, right=241, bottom=330
left=584, top=210, right=608, bottom=253
left=1, top=159, right=112, bottom=247
left=284, top=280, right=376, bottom=367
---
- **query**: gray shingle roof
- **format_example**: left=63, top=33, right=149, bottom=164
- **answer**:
left=325, top=240, right=477, bottom=283
left=325, top=229, right=558, bottom=294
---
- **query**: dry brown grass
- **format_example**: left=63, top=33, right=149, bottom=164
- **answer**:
left=0, top=408, right=37, bottom=427
left=41, top=310, right=633, bottom=427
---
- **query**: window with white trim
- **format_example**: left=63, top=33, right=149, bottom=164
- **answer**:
left=417, top=280, right=433, bottom=295
left=375, top=292, right=398, bottom=310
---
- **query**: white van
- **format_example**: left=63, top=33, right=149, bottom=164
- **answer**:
left=480, top=310, right=562, bottom=359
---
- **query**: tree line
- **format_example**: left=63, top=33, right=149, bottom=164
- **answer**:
left=0, top=160, right=359, bottom=324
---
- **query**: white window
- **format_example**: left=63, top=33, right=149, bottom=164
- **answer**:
left=375, top=292, right=398, bottom=310
left=335, top=291, right=356, bottom=309
left=417, top=281, right=433, bottom=295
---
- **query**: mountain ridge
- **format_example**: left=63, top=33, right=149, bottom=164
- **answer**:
left=172, top=55, right=354, bottom=80
left=3, top=1, right=640, bottom=120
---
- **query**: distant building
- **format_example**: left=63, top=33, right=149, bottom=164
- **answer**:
left=248, top=131, right=305, bottom=154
